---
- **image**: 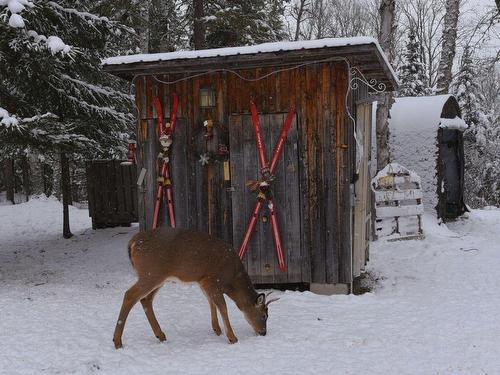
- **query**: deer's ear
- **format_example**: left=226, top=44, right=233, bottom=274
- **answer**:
left=255, top=293, right=265, bottom=306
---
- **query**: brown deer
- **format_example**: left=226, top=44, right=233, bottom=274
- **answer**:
left=113, top=227, right=278, bottom=348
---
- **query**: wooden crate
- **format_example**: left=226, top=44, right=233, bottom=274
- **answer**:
left=86, top=160, right=138, bottom=229
left=372, top=163, right=424, bottom=241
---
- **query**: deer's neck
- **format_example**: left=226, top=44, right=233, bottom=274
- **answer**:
left=226, top=271, right=258, bottom=310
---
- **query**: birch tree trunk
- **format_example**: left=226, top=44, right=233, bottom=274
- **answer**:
left=193, top=0, right=205, bottom=50
left=376, top=0, right=396, bottom=171
left=293, top=0, right=308, bottom=41
left=436, top=0, right=460, bottom=94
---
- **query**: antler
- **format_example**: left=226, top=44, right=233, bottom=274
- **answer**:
left=266, top=297, right=280, bottom=306
left=264, top=291, right=279, bottom=306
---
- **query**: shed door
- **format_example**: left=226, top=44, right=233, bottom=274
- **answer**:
left=353, top=103, right=372, bottom=277
left=229, top=113, right=301, bottom=284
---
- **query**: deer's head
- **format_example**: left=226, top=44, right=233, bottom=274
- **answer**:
left=242, top=292, right=279, bottom=336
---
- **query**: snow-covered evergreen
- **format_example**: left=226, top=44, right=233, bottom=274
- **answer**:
left=0, top=0, right=134, bottom=237
left=0, top=0, right=133, bottom=159
left=453, top=47, right=499, bottom=207
left=204, top=0, right=287, bottom=48
left=397, top=26, right=428, bottom=97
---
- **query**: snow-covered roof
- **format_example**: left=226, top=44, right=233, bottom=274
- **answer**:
left=102, top=37, right=397, bottom=83
left=389, top=95, right=467, bottom=131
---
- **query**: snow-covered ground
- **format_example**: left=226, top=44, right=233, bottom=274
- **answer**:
left=1, top=197, right=499, bottom=374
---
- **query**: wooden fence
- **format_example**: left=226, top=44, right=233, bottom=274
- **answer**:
left=86, top=160, right=138, bottom=229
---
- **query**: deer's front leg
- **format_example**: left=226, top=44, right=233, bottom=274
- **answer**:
left=201, top=281, right=237, bottom=343
left=213, top=293, right=238, bottom=343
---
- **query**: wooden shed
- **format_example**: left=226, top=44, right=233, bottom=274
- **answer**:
left=103, top=37, right=397, bottom=292
left=389, top=95, right=468, bottom=221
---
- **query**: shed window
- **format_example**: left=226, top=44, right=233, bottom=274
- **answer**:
left=200, top=87, right=216, bottom=108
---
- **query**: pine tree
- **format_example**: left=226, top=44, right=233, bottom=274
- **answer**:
left=454, top=47, right=485, bottom=135
left=453, top=47, right=499, bottom=207
left=398, top=26, right=428, bottom=97
left=0, top=0, right=134, bottom=236
left=203, top=0, right=287, bottom=48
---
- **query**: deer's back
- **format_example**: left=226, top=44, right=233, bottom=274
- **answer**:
left=128, top=227, right=242, bottom=283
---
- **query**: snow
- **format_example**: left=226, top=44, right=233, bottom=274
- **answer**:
left=47, top=35, right=71, bottom=55
left=0, top=106, right=19, bottom=128
left=8, top=13, right=24, bottom=28
left=47, top=1, right=110, bottom=23
left=27, top=30, right=47, bottom=43
left=2, top=0, right=33, bottom=28
left=7, top=0, right=25, bottom=13
left=1, top=198, right=500, bottom=374
left=439, top=116, right=468, bottom=130
left=102, top=36, right=397, bottom=82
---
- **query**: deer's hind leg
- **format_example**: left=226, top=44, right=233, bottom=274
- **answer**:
left=113, top=280, right=162, bottom=349
left=140, top=286, right=166, bottom=342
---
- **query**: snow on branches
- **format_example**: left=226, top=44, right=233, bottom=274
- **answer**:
left=0, top=0, right=33, bottom=28
left=1, top=0, right=133, bottom=160
left=1, top=0, right=73, bottom=55
left=0, top=107, right=20, bottom=129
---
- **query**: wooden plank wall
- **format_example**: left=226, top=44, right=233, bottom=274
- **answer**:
left=134, top=61, right=353, bottom=284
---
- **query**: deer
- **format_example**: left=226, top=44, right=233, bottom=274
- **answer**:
left=112, top=227, right=279, bottom=349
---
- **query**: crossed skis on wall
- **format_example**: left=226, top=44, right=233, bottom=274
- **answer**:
left=151, top=94, right=295, bottom=272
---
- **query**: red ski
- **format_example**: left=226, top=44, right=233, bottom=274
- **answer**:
left=238, top=100, right=295, bottom=272
left=152, top=93, right=179, bottom=229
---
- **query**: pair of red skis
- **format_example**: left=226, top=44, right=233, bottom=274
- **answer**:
left=238, top=100, right=296, bottom=272
left=151, top=94, right=295, bottom=273
left=152, top=93, right=179, bottom=229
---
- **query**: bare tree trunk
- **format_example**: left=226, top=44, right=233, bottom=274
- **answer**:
left=60, top=152, right=72, bottom=239
left=436, top=0, right=460, bottom=94
left=4, top=158, right=15, bottom=204
left=293, top=0, right=308, bottom=41
left=376, top=0, right=396, bottom=170
left=21, top=155, right=30, bottom=202
left=378, top=0, right=396, bottom=61
left=42, top=163, right=53, bottom=197
left=193, top=0, right=205, bottom=50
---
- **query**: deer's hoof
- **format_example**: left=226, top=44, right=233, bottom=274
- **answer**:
left=156, top=332, right=167, bottom=342
left=228, top=336, right=238, bottom=344
left=213, top=326, right=222, bottom=336
left=113, top=339, right=123, bottom=349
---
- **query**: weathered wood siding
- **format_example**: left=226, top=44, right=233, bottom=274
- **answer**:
left=134, top=61, right=354, bottom=284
